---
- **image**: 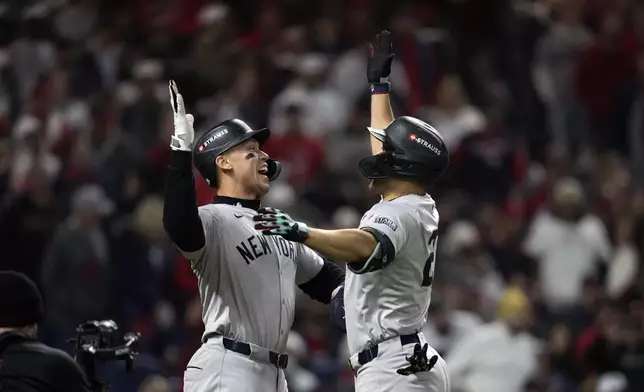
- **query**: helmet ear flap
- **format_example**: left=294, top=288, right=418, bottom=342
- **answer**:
left=196, top=156, right=219, bottom=188
left=358, top=154, right=390, bottom=179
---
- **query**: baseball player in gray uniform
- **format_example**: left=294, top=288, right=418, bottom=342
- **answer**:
left=162, top=81, right=345, bottom=392
left=253, top=31, right=451, bottom=392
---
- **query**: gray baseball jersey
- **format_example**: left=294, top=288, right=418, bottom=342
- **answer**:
left=344, top=193, right=439, bottom=355
left=181, top=202, right=324, bottom=352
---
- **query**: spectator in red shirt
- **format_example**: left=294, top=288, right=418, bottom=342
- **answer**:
left=576, top=10, right=636, bottom=145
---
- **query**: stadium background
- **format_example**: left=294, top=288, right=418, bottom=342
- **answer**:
left=0, top=0, right=643, bottom=391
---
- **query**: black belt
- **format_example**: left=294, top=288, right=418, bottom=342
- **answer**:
left=357, top=334, right=420, bottom=366
left=207, top=334, right=289, bottom=369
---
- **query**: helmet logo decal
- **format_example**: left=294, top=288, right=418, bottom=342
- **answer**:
left=203, top=129, right=229, bottom=148
left=198, top=145, right=205, bottom=152
left=409, top=133, right=441, bottom=155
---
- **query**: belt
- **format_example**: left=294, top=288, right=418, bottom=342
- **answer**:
left=206, top=333, right=289, bottom=369
left=357, top=334, right=420, bottom=367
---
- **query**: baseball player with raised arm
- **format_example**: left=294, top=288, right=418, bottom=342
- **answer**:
left=253, top=31, right=451, bottom=392
left=162, top=81, right=345, bottom=392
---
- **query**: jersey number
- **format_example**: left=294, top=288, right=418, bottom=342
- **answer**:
left=422, top=231, right=438, bottom=287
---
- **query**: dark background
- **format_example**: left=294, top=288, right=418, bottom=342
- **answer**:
left=0, top=0, right=643, bottom=391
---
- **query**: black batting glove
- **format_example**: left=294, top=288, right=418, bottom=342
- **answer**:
left=367, top=30, right=395, bottom=84
left=253, top=207, right=310, bottom=243
left=397, top=343, right=439, bottom=376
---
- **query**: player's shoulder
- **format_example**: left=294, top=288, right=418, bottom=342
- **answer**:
left=198, top=203, right=243, bottom=221
left=367, top=194, right=437, bottom=224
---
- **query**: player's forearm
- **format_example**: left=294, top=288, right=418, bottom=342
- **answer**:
left=304, top=228, right=377, bottom=263
left=369, top=87, right=394, bottom=154
left=163, top=150, right=205, bottom=252
left=371, top=91, right=395, bottom=129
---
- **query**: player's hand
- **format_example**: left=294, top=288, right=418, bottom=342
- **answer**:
left=169, top=80, right=195, bottom=152
left=396, top=343, right=438, bottom=376
left=367, top=30, right=395, bottom=83
left=253, top=207, right=309, bottom=243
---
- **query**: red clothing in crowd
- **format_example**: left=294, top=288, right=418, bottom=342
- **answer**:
left=576, top=35, right=636, bottom=122
left=263, top=132, right=325, bottom=187
left=195, top=173, right=216, bottom=206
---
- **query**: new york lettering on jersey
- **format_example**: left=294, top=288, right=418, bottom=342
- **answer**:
left=184, top=203, right=322, bottom=352
left=235, top=234, right=296, bottom=264
left=344, top=194, right=439, bottom=355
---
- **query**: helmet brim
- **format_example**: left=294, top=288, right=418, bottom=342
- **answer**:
left=246, top=127, right=271, bottom=147
left=367, top=127, right=386, bottom=142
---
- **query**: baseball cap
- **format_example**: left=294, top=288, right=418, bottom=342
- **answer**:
left=553, top=177, right=584, bottom=205
left=497, top=286, right=530, bottom=320
left=0, top=271, right=44, bottom=328
left=71, top=184, right=114, bottom=216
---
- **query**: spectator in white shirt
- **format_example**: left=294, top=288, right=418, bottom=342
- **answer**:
left=422, top=299, right=483, bottom=357
left=523, top=177, right=611, bottom=312
left=269, top=53, right=349, bottom=137
left=415, top=75, right=486, bottom=151
left=447, top=286, right=540, bottom=392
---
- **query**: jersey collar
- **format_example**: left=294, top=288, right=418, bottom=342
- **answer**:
left=213, top=196, right=261, bottom=211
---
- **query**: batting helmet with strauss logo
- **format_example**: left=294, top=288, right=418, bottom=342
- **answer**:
left=359, top=116, right=449, bottom=185
left=193, top=119, right=282, bottom=187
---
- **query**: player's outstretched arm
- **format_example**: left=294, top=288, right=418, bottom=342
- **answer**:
left=305, top=228, right=377, bottom=263
left=367, top=30, right=395, bottom=155
left=253, top=208, right=377, bottom=263
left=163, top=81, right=206, bottom=258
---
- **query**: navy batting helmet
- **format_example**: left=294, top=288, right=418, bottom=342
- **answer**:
left=193, top=119, right=282, bottom=187
left=359, top=116, right=449, bottom=185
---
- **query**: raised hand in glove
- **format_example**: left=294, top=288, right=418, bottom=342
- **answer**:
left=367, top=30, right=395, bottom=84
left=169, top=80, right=195, bottom=152
left=397, top=343, right=438, bottom=376
left=253, top=207, right=310, bottom=243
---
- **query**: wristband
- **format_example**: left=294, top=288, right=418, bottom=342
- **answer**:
left=370, top=82, right=391, bottom=95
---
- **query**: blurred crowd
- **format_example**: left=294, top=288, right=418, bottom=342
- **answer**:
left=0, top=0, right=643, bottom=391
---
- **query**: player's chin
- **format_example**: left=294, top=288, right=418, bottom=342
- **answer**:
left=254, top=174, right=271, bottom=195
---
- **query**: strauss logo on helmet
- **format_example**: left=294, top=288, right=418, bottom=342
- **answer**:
left=203, top=129, right=230, bottom=148
left=409, top=133, right=441, bottom=156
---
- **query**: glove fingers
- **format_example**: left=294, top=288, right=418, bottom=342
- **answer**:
left=380, top=30, right=392, bottom=47
left=176, top=92, right=186, bottom=116
left=169, top=80, right=177, bottom=112
left=367, top=43, right=374, bottom=58
left=186, top=113, right=194, bottom=127
left=252, top=215, right=277, bottom=222
left=428, top=355, right=438, bottom=368
left=258, top=207, right=280, bottom=214
left=255, top=223, right=280, bottom=231
left=396, top=368, right=410, bottom=376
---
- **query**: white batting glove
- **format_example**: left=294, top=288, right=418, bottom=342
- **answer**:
left=168, top=80, right=195, bottom=152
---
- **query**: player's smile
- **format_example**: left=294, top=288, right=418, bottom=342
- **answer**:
left=256, top=162, right=270, bottom=184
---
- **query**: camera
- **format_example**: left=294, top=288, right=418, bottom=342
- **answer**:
left=69, top=320, right=141, bottom=392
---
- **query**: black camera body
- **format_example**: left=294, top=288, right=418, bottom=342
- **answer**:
left=69, top=320, right=141, bottom=392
